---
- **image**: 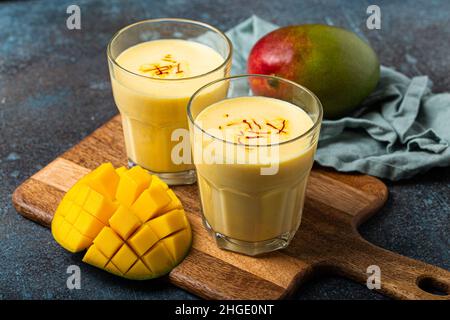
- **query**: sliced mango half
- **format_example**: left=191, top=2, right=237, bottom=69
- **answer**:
left=51, top=163, right=192, bottom=280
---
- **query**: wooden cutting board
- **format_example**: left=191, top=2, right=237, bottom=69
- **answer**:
left=12, top=115, right=450, bottom=300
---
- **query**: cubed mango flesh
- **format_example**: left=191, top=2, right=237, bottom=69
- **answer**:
left=115, top=166, right=151, bottom=207
left=131, top=184, right=171, bottom=222
left=86, top=162, right=119, bottom=200
left=108, top=205, right=141, bottom=240
left=51, top=163, right=192, bottom=280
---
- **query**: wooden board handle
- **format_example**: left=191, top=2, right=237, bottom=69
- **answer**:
left=332, top=237, right=450, bottom=300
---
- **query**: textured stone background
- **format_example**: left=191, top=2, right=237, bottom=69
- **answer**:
left=0, top=0, right=449, bottom=299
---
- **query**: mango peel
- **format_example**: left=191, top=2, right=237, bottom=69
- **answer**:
left=51, top=163, right=192, bottom=280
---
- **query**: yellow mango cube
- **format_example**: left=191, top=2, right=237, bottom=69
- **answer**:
left=148, top=209, right=187, bottom=239
left=126, top=260, right=152, bottom=280
left=128, top=224, right=159, bottom=256
left=51, top=215, right=65, bottom=242
left=142, top=242, right=174, bottom=276
left=65, top=228, right=92, bottom=253
left=131, top=184, right=171, bottom=223
left=105, top=262, right=122, bottom=276
left=151, top=175, right=169, bottom=190
left=86, top=163, right=119, bottom=200
left=51, top=163, right=192, bottom=280
left=74, top=210, right=104, bottom=239
left=157, top=189, right=183, bottom=215
left=64, top=182, right=83, bottom=202
left=64, top=203, right=81, bottom=224
left=55, top=198, right=72, bottom=217
left=111, top=244, right=138, bottom=274
left=83, top=188, right=117, bottom=224
left=82, top=245, right=109, bottom=269
left=73, top=184, right=90, bottom=206
left=162, top=228, right=192, bottom=262
left=51, top=214, right=63, bottom=231
left=115, top=166, right=151, bottom=207
left=108, top=205, right=141, bottom=240
left=93, top=227, right=123, bottom=257
left=58, top=220, right=72, bottom=241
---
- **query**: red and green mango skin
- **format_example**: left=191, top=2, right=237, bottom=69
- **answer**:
left=248, top=25, right=380, bottom=119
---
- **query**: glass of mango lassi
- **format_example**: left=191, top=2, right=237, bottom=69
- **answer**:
left=188, top=75, right=323, bottom=255
left=107, top=19, right=232, bottom=185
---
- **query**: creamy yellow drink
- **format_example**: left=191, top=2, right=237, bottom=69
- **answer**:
left=193, top=96, right=317, bottom=246
left=110, top=39, right=227, bottom=178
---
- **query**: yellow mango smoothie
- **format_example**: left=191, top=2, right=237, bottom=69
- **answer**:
left=108, top=19, right=232, bottom=185
left=111, top=39, right=226, bottom=175
left=192, top=95, right=320, bottom=254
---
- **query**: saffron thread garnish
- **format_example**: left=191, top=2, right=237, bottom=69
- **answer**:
left=242, top=119, right=253, bottom=130
left=140, top=53, right=184, bottom=77
left=266, top=122, right=278, bottom=130
left=252, top=119, right=262, bottom=129
left=279, top=120, right=286, bottom=133
left=176, top=63, right=182, bottom=74
left=221, top=117, right=288, bottom=146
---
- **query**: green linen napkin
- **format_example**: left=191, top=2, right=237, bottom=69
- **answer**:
left=226, top=16, right=450, bottom=180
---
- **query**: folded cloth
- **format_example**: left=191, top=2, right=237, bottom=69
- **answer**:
left=226, top=16, right=450, bottom=180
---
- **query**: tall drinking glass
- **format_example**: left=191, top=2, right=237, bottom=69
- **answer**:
left=107, top=18, right=232, bottom=185
left=188, top=75, right=323, bottom=255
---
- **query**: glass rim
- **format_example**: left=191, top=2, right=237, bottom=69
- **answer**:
left=107, top=18, right=233, bottom=82
left=187, top=74, right=323, bottom=147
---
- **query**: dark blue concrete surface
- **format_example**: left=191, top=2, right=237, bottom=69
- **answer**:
left=0, top=0, right=449, bottom=299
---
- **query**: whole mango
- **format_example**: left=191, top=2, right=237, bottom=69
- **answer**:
left=248, top=24, right=380, bottom=119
